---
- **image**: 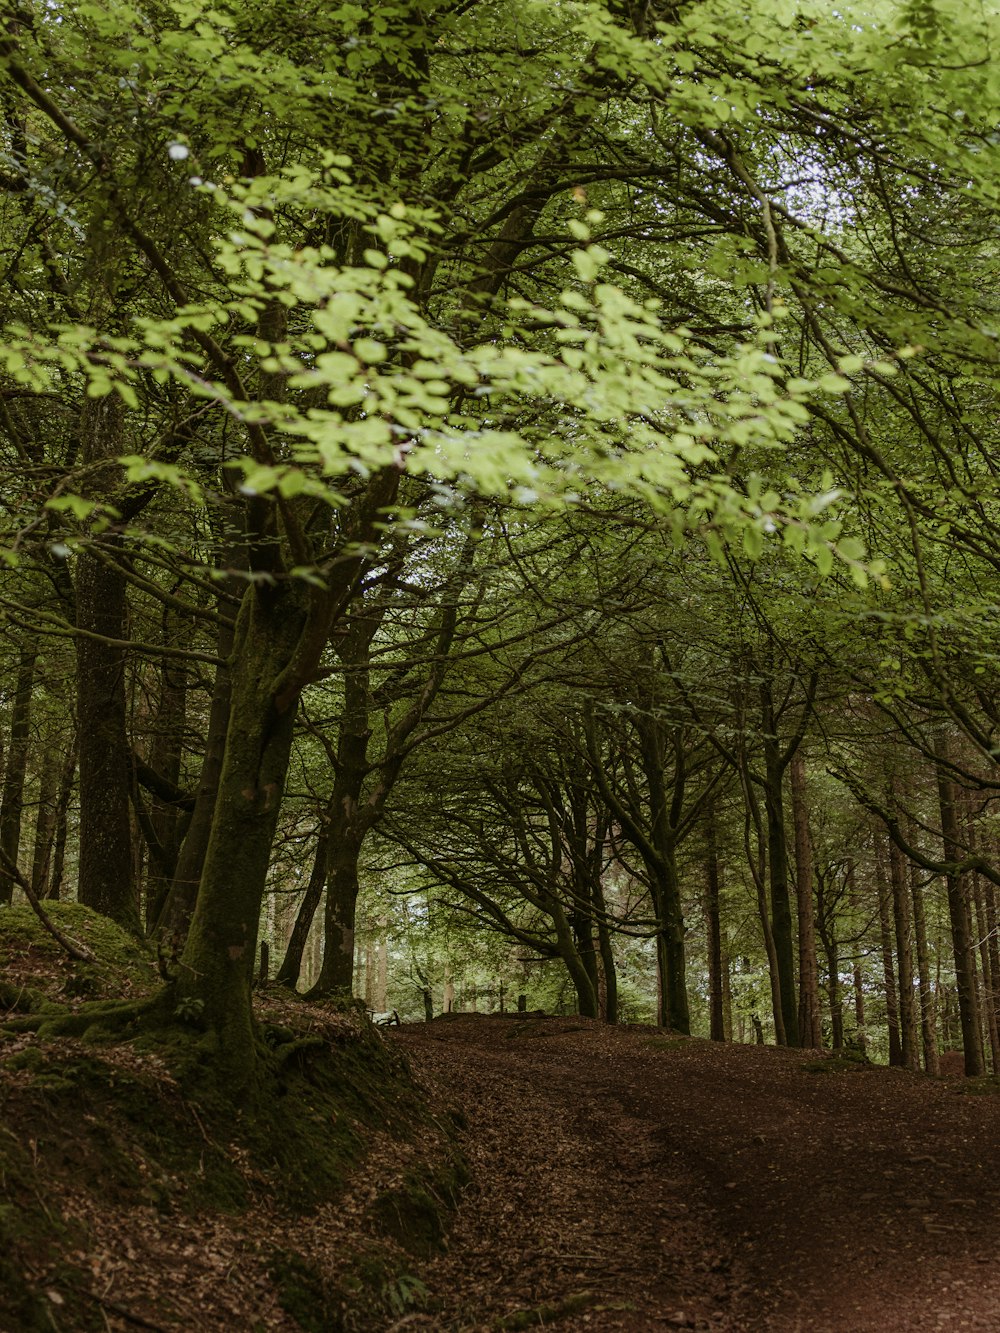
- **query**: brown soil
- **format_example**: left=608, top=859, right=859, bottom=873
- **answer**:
left=391, top=1016, right=1000, bottom=1332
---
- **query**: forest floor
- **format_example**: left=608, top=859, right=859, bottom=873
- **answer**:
left=5, top=906, right=1000, bottom=1333
left=391, top=1015, right=1000, bottom=1333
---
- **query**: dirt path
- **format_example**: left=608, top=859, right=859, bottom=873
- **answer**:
left=391, top=1017, right=1000, bottom=1332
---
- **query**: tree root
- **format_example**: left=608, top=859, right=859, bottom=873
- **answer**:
left=3, top=993, right=165, bottom=1039
left=271, top=1034, right=327, bottom=1068
left=0, top=979, right=49, bottom=1014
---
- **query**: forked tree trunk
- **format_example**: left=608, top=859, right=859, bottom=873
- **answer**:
left=174, top=584, right=307, bottom=1083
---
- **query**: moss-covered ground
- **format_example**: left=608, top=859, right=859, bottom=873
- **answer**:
left=0, top=902, right=468, bottom=1331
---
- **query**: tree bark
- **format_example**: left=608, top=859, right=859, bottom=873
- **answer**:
left=46, top=741, right=77, bottom=900
left=933, top=731, right=984, bottom=1076
left=29, top=743, right=59, bottom=901
left=276, top=824, right=329, bottom=988
left=0, top=643, right=37, bottom=905
left=887, top=837, right=920, bottom=1071
left=174, top=582, right=308, bottom=1084
left=875, top=845, right=902, bottom=1066
left=75, top=396, right=139, bottom=933
left=760, top=681, right=798, bottom=1046
left=704, top=798, right=726, bottom=1041
left=789, top=751, right=822, bottom=1048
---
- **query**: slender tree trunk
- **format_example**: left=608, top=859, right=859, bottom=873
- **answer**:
left=705, top=799, right=726, bottom=1041
left=982, top=869, right=1000, bottom=1076
left=789, top=751, right=821, bottom=1048
left=76, top=544, right=139, bottom=931
left=887, top=838, right=919, bottom=1071
left=816, top=876, right=842, bottom=1050
left=276, top=825, right=329, bottom=988
left=875, top=847, right=902, bottom=1066
left=908, top=847, right=940, bottom=1076
left=592, top=874, right=618, bottom=1024
left=852, top=957, right=867, bottom=1055
left=155, top=530, right=243, bottom=944
left=0, top=643, right=37, bottom=904
left=29, top=744, right=60, bottom=900
left=46, top=741, right=77, bottom=900
left=742, top=768, right=786, bottom=1046
left=143, top=645, right=190, bottom=930
left=74, top=396, right=139, bottom=932
left=972, top=877, right=1000, bottom=1074
left=934, top=732, right=984, bottom=1076
left=761, top=683, right=798, bottom=1046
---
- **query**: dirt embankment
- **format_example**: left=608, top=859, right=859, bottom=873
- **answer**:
left=393, top=1016, right=1000, bottom=1332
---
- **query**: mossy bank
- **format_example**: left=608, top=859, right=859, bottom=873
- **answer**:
left=0, top=902, right=469, bottom=1331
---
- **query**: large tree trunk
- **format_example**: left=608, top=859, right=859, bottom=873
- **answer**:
left=789, top=752, right=822, bottom=1048
left=174, top=583, right=307, bottom=1084
left=310, top=832, right=365, bottom=998
left=0, top=643, right=37, bottom=904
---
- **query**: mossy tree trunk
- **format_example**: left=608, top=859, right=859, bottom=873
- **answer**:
left=173, top=466, right=402, bottom=1084
left=173, top=582, right=309, bottom=1073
